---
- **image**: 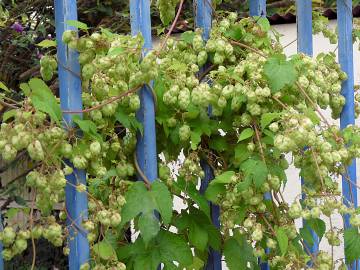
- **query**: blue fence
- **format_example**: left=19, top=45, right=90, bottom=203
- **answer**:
left=0, top=0, right=358, bottom=269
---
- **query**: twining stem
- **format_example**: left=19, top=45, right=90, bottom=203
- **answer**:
left=159, top=0, right=185, bottom=53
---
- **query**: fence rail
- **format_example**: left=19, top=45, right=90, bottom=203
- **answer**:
left=0, top=0, right=358, bottom=269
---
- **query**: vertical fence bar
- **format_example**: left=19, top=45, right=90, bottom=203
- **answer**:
left=130, top=2, right=158, bottom=181
left=337, top=0, right=359, bottom=269
left=54, top=1, right=90, bottom=269
left=249, top=1, right=269, bottom=269
left=195, top=1, right=221, bottom=270
left=296, top=0, right=319, bottom=259
left=249, top=0, right=266, bottom=17
left=0, top=215, right=3, bottom=270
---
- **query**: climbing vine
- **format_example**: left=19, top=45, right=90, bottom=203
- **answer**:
left=1, top=5, right=360, bottom=270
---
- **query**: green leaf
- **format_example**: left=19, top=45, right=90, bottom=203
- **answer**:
left=300, top=227, right=314, bottom=247
left=2, top=109, right=17, bottom=121
left=185, top=257, right=204, bottom=270
left=66, top=20, right=88, bottom=30
left=241, top=159, right=268, bottom=188
left=191, top=129, right=202, bottom=150
left=121, top=182, right=150, bottom=224
left=261, top=112, right=281, bottom=130
left=93, top=241, right=117, bottom=260
left=344, top=227, right=360, bottom=263
left=205, top=184, right=226, bottom=203
left=276, top=227, right=289, bottom=256
left=181, top=31, right=196, bottom=44
left=304, top=108, right=321, bottom=125
left=225, top=25, right=244, bottom=41
left=29, top=78, right=61, bottom=124
left=158, top=231, right=193, bottom=267
left=36, top=39, right=57, bottom=48
left=256, top=17, right=270, bottom=32
left=189, top=221, right=208, bottom=251
left=72, top=116, right=102, bottom=141
left=108, top=47, right=125, bottom=56
left=5, top=208, right=20, bottom=219
left=115, top=107, right=143, bottom=134
left=224, top=234, right=256, bottom=270
left=0, top=81, right=10, bottom=92
left=210, top=171, right=235, bottom=185
left=306, top=218, right=326, bottom=241
left=138, top=212, right=160, bottom=245
left=234, top=144, right=250, bottom=165
left=238, top=128, right=254, bottom=142
left=263, top=54, right=298, bottom=92
left=19, top=83, right=31, bottom=96
left=151, top=180, right=173, bottom=224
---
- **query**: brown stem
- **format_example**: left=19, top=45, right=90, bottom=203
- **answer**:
left=229, top=39, right=267, bottom=58
left=159, top=0, right=185, bottom=53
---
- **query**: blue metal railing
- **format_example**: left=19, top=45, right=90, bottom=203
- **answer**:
left=54, top=0, right=90, bottom=269
left=337, top=0, right=359, bottom=268
left=195, top=1, right=222, bottom=269
left=296, top=0, right=320, bottom=260
left=0, top=0, right=357, bottom=269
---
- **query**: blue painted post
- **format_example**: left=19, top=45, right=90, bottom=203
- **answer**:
left=296, top=0, right=319, bottom=259
left=195, top=1, right=221, bottom=269
left=337, top=0, right=359, bottom=269
left=0, top=215, right=3, bottom=270
left=54, top=1, right=90, bottom=269
left=249, top=0, right=266, bottom=17
left=129, top=1, right=158, bottom=181
left=249, top=1, right=269, bottom=269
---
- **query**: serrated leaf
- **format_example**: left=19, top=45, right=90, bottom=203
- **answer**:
left=210, top=171, right=235, bottom=185
left=344, top=227, right=360, bottom=263
left=300, top=227, right=314, bottom=247
left=121, top=182, right=151, bottom=225
left=204, top=183, right=226, bottom=203
left=276, top=227, right=289, bottom=256
left=138, top=212, right=160, bottom=245
left=261, top=112, right=281, bottom=130
left=2, top=109, right=17, bottom=121
left=66, top=20, right=88, bottom=30
left=158, top=231, right=193, bottom=266
left=151, top=180, right=173, bottom=224
left=256, top=16, right=270, bottom=32
left=29, top=78, right=61, bottom=124
left=72, top=116, right=102, bottom=141
left=238, top=128, right=254, bottom=142
left=36, top=39, right=57, bottom=48
left=306, top=218, right=326, bottom=241
left=93, top=241, right=117, bottom=260
left=191, top=129, right=202, bottom=150
left=224, top=234, right=256, bottom=270
left=115, top=107, right=143, bottom=134
left=189, top=221, right=208, bottom=251
left=264, top=54, right=298, bottom=92
left=241, top=159, right=268, bottom=188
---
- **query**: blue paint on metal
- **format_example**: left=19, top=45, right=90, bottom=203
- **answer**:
left=199, top=161, right=222, bottom=270
left=337, top=0, right=359, bottom=268
left=249, top=0, right=266, bottom=17
left=130, top=0, right=158, bottom=184
left=195, top=1, right=221, bottom=269
left=54, top=0, right=89, bottom=269
left=0, top=214, right=3, bottom=270
left=296, top=0, right=319, bottom=259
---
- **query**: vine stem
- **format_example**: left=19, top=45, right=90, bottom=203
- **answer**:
left=0, top=99, right=18, bottom=109
left=62, top=84, right=143, bottom=114
left=310, top=149, right=325, bottom=188
left=158, top=0, right=185, bottom=53
left=229, top=39, right=267, bottom=58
